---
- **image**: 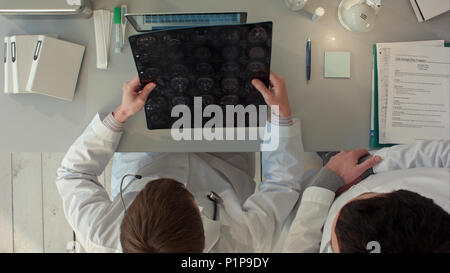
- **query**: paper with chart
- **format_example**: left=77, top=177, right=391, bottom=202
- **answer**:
left=384, top=46, right=450, bottom=144
left=376, top=40, right=444, bottom=144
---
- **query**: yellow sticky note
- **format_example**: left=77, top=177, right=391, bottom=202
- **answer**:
left=324, top=51, right=351, bottom=78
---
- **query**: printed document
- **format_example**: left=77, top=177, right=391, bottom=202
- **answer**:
left=385, top=46, right=450, bottom=144
left=376, top=40, right=444, bottom=144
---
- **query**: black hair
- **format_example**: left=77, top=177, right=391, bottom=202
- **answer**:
left=335, top=190, right=450, bottom=253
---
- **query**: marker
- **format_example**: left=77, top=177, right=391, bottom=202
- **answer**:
left=114, top=6, right=122, bottom=53
left=121, top=5, right=127, bottom=49
left=306, top=38, right=311, bottom=81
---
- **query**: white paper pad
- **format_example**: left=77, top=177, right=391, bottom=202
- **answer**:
left=93, top=10, right=112, bottom=70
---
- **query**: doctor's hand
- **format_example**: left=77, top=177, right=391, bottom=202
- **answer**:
left=325, top=149, right=382, bottom=194
left=251, top=71, right=292, bottom=118
left=113, top=77, right=156, bottom=123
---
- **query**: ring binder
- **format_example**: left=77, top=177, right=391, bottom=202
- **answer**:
left=11, top=41, right=15, bottom=63
left=10, top=35, right=40, bottom=93
left=3, top=36, right=10, bottom=94
left=33, top=40, right=42, bottom=61
left=3, top=35, right=85, bottom=100
left=3, top=41, right=6, bottom=63
left=26, top=35, right=85, bottom=101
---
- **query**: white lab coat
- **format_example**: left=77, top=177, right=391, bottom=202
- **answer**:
left=56, top=113, right=305, bottom=253
left=283, top=140, right=450, bottom=253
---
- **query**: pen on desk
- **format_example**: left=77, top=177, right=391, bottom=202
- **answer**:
left=121, top=5, right=127, bottom=49
left=306, top=38, right=311, bottom=81
left=114, top=6, right=122, bottom=53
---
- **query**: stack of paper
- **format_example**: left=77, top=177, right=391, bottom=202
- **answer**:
left=3, top=35, right=85, bottom=101
left=371, top=40, right=450, bottom=146
left=93, top=9, right=112, bottom=70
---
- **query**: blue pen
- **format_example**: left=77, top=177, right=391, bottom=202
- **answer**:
left=306, top=38, right=311, bottom=81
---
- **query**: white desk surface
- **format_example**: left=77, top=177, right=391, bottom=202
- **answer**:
left=0, top=0, right=449, bottom=152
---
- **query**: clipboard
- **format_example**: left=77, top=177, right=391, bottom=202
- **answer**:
left=370, top=42, right=450, bottom=148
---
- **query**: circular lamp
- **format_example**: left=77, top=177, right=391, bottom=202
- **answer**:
left=338, top=0, right=381, bottom=32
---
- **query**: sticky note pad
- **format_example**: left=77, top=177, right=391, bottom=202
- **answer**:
left=324, top=51, right=351, bottom=78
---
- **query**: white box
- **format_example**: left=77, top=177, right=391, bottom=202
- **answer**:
left=410, top=0, right=450, bottom=22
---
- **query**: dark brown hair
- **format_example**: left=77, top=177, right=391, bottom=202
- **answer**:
left=335, top=190, right=450, bottom=253
left=120, top=178, right=205, bottom=253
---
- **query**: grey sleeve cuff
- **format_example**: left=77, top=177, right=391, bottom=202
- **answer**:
left=310, top=167, right=345, bottom=192
left=102, top=112, right=125, bottom=133
left=271, top=111, right=294, bottom=127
